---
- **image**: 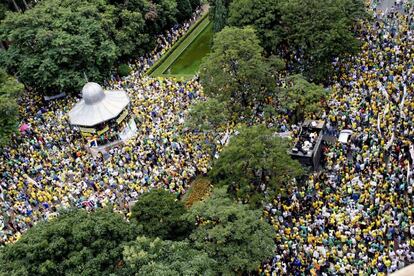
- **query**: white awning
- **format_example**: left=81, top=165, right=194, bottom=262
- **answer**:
left=68, top=82, right=130, bottom=127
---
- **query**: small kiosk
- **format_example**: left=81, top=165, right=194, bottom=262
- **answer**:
left=68, top=82, right=137, bottom=154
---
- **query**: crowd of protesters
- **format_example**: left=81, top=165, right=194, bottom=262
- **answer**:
left=2, top=0, right=414, bottom=274
left=261, top=1, right=414, bottom=275
left=0, top=12, right=209, bottom=245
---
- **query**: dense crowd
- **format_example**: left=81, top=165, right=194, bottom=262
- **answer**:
left=2, top=0, right=414, bottom=274
left=262, top=1, right=414, bottom=275
left=0, top=13, right=209, bottom=245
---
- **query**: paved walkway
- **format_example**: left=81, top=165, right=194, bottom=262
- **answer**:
left=379, top=0, right=396, bottom=10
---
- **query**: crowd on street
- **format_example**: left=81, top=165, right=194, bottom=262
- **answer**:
left=262, top=1, right=414, bottom=275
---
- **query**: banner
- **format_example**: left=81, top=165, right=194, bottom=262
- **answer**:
left=97, top=126, right=109, bottom=135
left=119, top=118, right=137, bottom=141
left=116, top=110, right=129, bottom=124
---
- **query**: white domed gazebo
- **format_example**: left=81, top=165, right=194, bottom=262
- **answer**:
left=68, top=82, right=137, bottom=151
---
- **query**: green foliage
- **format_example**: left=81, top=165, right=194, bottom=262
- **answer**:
left=123, top=236, right=216, bottom=275
left=176, top=0, right=193, bottom=22
left=278, top=0, right=367, bottom=82
left=0, top=0, right=118, bottom=94
left=109, top=0, right=149, bottom=11
left=228, top=0, right=367, bottom=82
left=186, top=98, right=229, bottom=134
left=209, top=0, right=229, bottom=32
left=228, top=0, right=281, bottom=53
left=131, top=189, right=193, bottom=240
left=114, top=9, right=149, bottom=59
left=188, top=0, right=201, bottom=10
left=0, top=0, right=200, bottom=94
left=118, top=63, right=132, bottom=77
left=199, top=26, right=275, bottom=112
left=184, top=187, right=275, bottom=274
left=268, top=55, right=286, bottom=72
left=0, top=208, right=134, bottom=275
left=0, top=2, right=8, bottom=20
left=0, top=69, right=23, bottom=146
left=186, top=98, right=229, bottom=156
left=145, top=0, right=179, bottom=35
left=210, top=125, right=304, bottom=205
left=280, top=74, right=330, bottom=122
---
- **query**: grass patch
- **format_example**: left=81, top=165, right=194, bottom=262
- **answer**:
left=182, top=177, right=212, bottom=208
left=167, top=22, right=212, bottom=75
left=149, top=12, right=211, bottom=78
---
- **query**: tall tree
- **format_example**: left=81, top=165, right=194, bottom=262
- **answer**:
left=0, top=69, right=23, bottom=146
left=210, top=125, right=304, bottom=205
left=131, top=189, right=193, bottom=240
left=176, top=0, right=192, bottom=22
left=184, top=187, right=275, bottom=274
left=228, top=0, right=367, bottom=83
left=279, top=74, right=329, bottom=122
left=0, top=208, right=134, bottom=275
left=8, top=0, right=22, bottom=12
left=144, top=0, right=178, bottom=35
left=188, top=0, right=200, bottom=10
left=123, top=236, right=216, bottom=275
left=199, top=26, right=275, bottom=112
left=109, top=0, right=149, bottom=11
left=187, top=99, right=229, bottom=134
left=209, top=0, right=229, bottom=32
left=0, top=0, right=118, bottom=95
left=186, top=98, right=230, bottom=156
left=114, top=9, right=150, bottom=60
left=0, top=2, right=8, bottom=21
left=228, top=0, right=282, bottom=54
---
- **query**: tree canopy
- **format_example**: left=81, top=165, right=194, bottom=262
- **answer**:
left=0, top=69, right=24, bottom=146
left=0, top=0, right=118, bottom=95
left=113, top=8, right=149, bottom=60
left=0, top=2, right=8, bottom=21
left=0, top=0, right=201, bottom=95
left=279, top=74, right=329, bottom=122
left=199, top=26, right=275, bottom=112
left=184, top=187, right=275, bottom=274
left=0, top=208, right=134, bottom=275
left=210, top=125, right=304, bottom=205
left=131, top=189, right=193, bottom=240
left=123, top=236, right=216, bottom=276
left=176, top=0, right=193, bottom=22
left=227, top=0, right=367, bottom=82
left=186, top=98, right=230, bottom=156
left=186, top=98, right=229, bottom=134
left=228, top=0, right=281, bottom=53
left=208, top=0, right=231, bottom=32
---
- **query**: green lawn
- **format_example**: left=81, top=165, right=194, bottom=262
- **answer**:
left=167, top=23, right=212, bottom=75
left=150, top=13, right=212, bottom=78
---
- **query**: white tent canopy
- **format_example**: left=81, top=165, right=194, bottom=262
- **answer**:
left=68, top=82, right=130, bottom=127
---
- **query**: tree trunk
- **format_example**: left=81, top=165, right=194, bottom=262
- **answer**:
left=22, top=0, right=29, bottom=10
left=9, top=0, right=21, bottom=12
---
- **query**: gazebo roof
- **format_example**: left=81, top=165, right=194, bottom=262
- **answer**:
left=68, top=82, right=130, bottom=127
